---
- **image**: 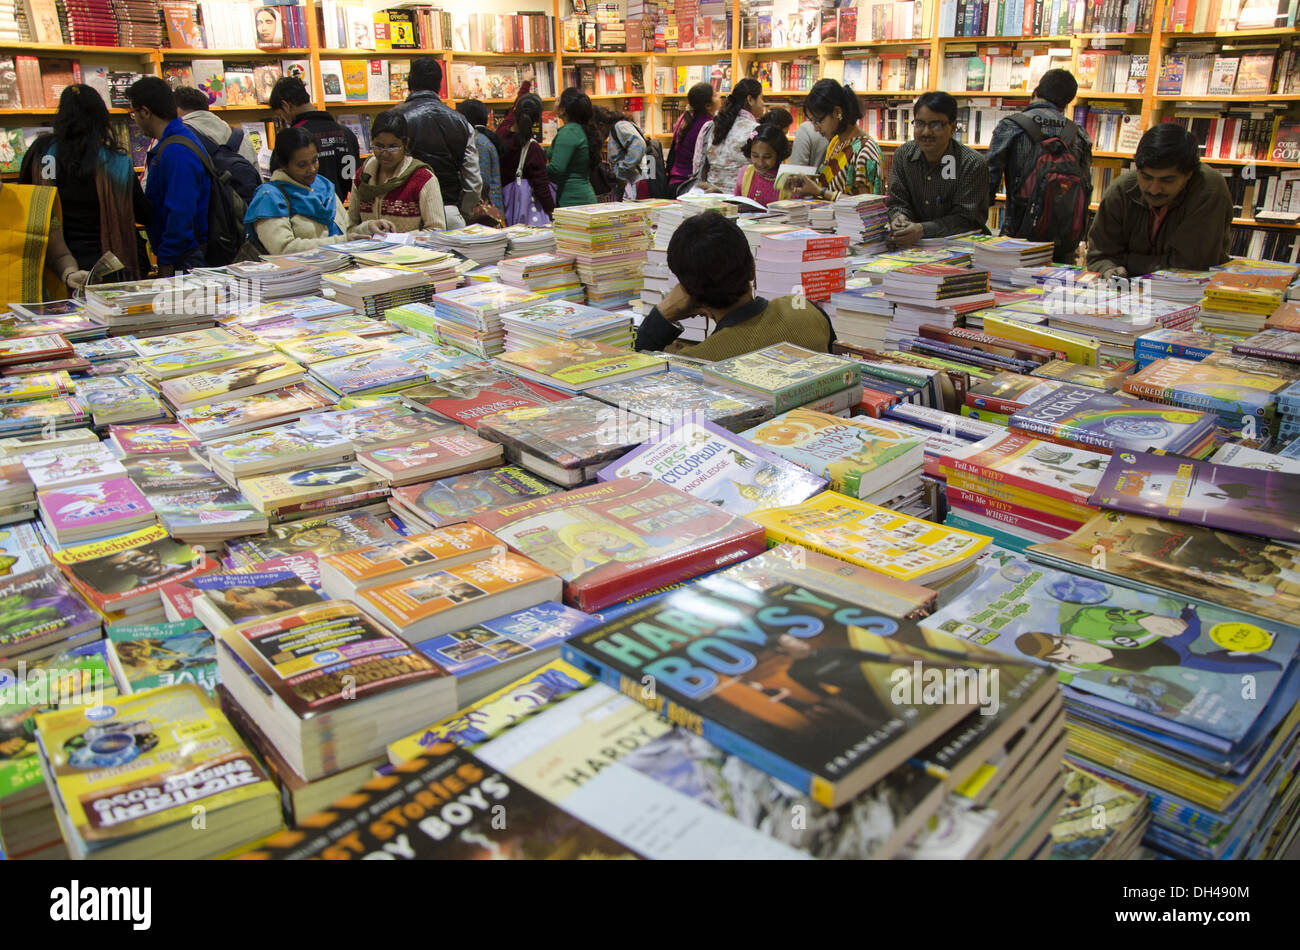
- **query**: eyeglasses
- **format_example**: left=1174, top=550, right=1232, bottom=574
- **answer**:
left=372, top=144, right=404, bottom=153
left=912, top=119, right=950, bottom=132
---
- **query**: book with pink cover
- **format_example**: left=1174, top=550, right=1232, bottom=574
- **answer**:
left=38, top=477, right=154, bottom=534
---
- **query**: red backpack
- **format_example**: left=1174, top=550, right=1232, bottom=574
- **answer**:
left=1008, top=113, right=1091, bottom=248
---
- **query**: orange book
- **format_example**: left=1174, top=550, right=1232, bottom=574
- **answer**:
left=317, top=524, right=505, bottom=598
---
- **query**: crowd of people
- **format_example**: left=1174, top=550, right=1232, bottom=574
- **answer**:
left=8, top=58, right=1236, bottom=306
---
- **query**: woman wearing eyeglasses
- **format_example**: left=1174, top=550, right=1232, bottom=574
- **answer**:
left=787, top=80, right=883, bottom=202
left=245, top=126, right=395, bottom=255
left=349, top=111, right=447, bottom=233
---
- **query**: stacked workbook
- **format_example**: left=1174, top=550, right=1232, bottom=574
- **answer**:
left=422, top=224, right=512, bottom=265
left=497, top=253, right=584, bottom=303
left=426, top=282, right=544, bottom=357
left=753, top=228, right=851, bottom=303
left=499, top=301, right=635, bottom=352
left=553, top=203, right=653, bottom=310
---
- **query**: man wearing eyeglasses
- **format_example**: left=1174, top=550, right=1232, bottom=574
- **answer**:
left=886, top=91, right=990, bottom=249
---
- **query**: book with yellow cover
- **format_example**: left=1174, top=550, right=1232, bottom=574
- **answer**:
left=275, top=331, right=382, bottom=365
left=51, top=523, right=217, bottom=614
left=496, top=340, right=666, bottom=394
left=136, top=341, right=272, bottom=380
left=34, top=683, right=282, bottom=859
left=355, top=551, right=562, bottom=639
left=981, top=313, right=1100, bottom=367
left=341, top=58, right=368, bottom=100
left=159, top=354, right=307, bottom=406
left=746, top=491, right=991, bottom=585
left=317, top=524, right=505, bottom=598
left=236, top=464, right=388, bottom=517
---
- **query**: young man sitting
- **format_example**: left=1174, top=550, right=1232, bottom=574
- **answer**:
left=633, top=211, right=835, bottom=360
left=1086, top=124, right=1232, bottom=278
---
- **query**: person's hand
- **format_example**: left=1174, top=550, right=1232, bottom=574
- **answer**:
left=1104, top=265, right=1128, bottom=280
left=157, top=263, right=175, bottom=278
left=659, top=284, right=701, bottom=323
left=891, top=222, right=924, bottom=248
left=791, top=176, right=822, bottom=198
left=63, top=270, right=89, bottom=292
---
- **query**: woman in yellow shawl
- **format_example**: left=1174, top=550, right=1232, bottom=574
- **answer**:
left=0, top=180, right=83, bottom=303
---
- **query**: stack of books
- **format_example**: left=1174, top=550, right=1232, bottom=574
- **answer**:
left=828, top=286, right=895, bottom=349
left=355, top=429, right=504, bottom=486
left=1196, top=271, right=1291, bottom=334
left=1124, top=354, right=1292, bottom=439
left=883, top=263, right=995, bottom=345
left=1280, top=379, right=1300, bottom=443
left=422, top=223, right=512, bottom=264
left=586, top=372, right=773, bottom=432
left=348, top=244, right=461, bottom=290
left=388, top=464, right=562, bottom=530
left=426, top=283, right=544, bottom=357
left=701, top=343, right=862, bottom=414
left=1231, top=328, right=1300, bottom=365
left=954, top=235, right=1054, bottom=286
left=753, top=228, right=851, bottom=303
left=1133, top=326, right=1234, bottom=368
left=84, top=275, right=229, bottom=334
left=832, top=193, right=889, bottom=254
left=553, top=203, right=653, bottom=311
left=306, top=351, right=427, bottom=400
left=495, top=340, right=665, bottom=395
left=499, top=301, right=635, bottom=352
left=321, top=265, right=435, bottom=320
left=497, top=253, right=584, bottom=303
left=401, top=362, right=570, bottom=430
left=1144, top=268, right=1213, bottom=303
left=502, top=225, right=558, bottom=256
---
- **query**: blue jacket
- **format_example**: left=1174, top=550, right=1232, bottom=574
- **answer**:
left=145, top=118, right=211, bottom=266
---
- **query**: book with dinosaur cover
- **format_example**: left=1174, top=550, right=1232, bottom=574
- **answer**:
left=563, top=574, right=984, bottom=808
left=106, top=618, right=217, bottom=694
left=1029, top=511, right=1300, bottom=629
left=356, top=430, right=503, bottom=486
left=741, top=409, right=926, bottom=504
left=1009, top=385, right=1219, bottom=457
left=354, top=552, right=562, bottom=642
left=747, top=491, right=991, bottom=586
left=389, top=465, right=562, bottom=529
left=213, top=601, right=454, bottom=780
left=34, top=683, right=282, bottom=859
left=52, top=524, right=216, bottom=615
left=1088, top=450, right=1300, bottom=543
left=475, top=396, right=657, bottom=486
left=923, top=552, right=1298, bottom=746
left=317, top=524, right=505, bottom=600
left=598, top=418, right=826, bottom=515
left=237, top=743, right=640, bottom=860
left=471, top=476, right=767, bottom=611
left=399, top=362, right=570, bottom=429
left=701, top=344, right=861, bottom=413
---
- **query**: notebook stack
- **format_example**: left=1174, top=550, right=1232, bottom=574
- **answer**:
left=497, top=253, right=584, bottom=303
left=499, top=301, right=635, bottom=352
left=553, top=203, right=653, bottom=311
left=426, top=283, right=544, bottom=357
left=753, top=228, right=851, bottom=303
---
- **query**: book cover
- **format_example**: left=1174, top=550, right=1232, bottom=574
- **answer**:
left=411, top=600, right=599, bottom=679
left=51, top=524, right=216, bottom=613
left=214, top=602, right=445, bottom=719
left=401, top=363, right=570, bottom=428
left=110, top=423, right=199, bottom=457
left=357, top=432, right=502, bottom=484
left=238, top=744, right=639, bottom=860
left=391, top=465, right=562, bottom=528
left=923, top=552, right=1296, bottom=743
left=475, top=396, right=652, bottom=476
left=1009, top=384, right=1217, bottom=456
left=106, top=618, right=216, bottom=694
left=319, top=524, right=504, bottom=589
left=159, top=355, right=306, bottom=406
left=1089, top=450, right=1300, bottom=543
left=175, top=386, right=329, bottom=441
left=310, top=352, right=424, bottom=395
left=471, top=476, right=767, bottom=611
left=563, top=574, right=982, bottom=807
left=237, top=464, right=388, bottom=515
left=0, top=522, right=51, bottom=579
left=702, top=344, right=861, bottom=412
left=204, top=418, right=352, bottom=472
left=1028, top=511, right=1300, bottom=628
left=740, top=410, right=926, bottom=501
left=357, top=553, right=559, bottom=630
left=34, top=684, right=278, bottom=849
left=746, top=491, right=991, bottom=585
left=496, top=340, right=665, bottom=392
left=587, top=373, right=773, bottom=432
left=939, top=432, right=1107, bottom=508
left=0, top=567, right=99, bottom=660
left=224, top=511, right=401, bottom=566
left=599, top=418, right=827, bottom=515
left=38, top=477, right=153, bottom=535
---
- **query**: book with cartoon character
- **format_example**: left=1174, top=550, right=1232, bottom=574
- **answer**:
left=598, top=418, right=825, bottom=516
left=741, top=409, right=925, bottom=503
left=390, top=465, right=562, bottom=529
left=1090, top=450, right=1300, bottom=543
left=923, top=552, right=1299, bottom=745
left=37, top=477, right=154, bottom=545
left=471, top=476, right=766, bottom=611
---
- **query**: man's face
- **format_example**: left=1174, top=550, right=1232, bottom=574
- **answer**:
left=111, top=549, right=163, bottom=578
left=913, top=106, right=953, bottom=157
left=1044, top=636, right=1113, bottom=666
left=777, top=633, right=813, bottom=658
left=1137, top=165, right=1193, bottom=209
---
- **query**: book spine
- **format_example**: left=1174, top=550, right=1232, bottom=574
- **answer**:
left=773, top=374, right=860, bottom=414
left=559, top=642, right=828, bottom=803
left=946, top=484, right=1087, bottom=532
left=964, top=392, right=1039, bottom=415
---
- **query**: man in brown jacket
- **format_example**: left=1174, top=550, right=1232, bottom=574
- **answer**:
left=1086, top=124, right=1232, bottom=279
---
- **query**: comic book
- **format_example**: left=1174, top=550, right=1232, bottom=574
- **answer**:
left=106, top=618, right=217, bottom=694
left=598, top=418, right=826, bottom=515
left=471, top=477, right=767, bottom=611
left=389, top=465, right=562, bottom=529
left=923, top=552, right=1299, bottom=745
left=1089, top=450, right=1300, bottom=543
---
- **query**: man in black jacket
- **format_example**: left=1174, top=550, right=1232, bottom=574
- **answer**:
left=268, top=76, right=361, bottom=202
left=390, top=57, right=483, bottom=228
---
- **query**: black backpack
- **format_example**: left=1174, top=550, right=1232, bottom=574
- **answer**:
left=641, top=136, right=671, bottom=199
left=1006, top=113, right=1092, bottom=250
left=203, top=128, right=261, bottom=206
left=160, top=135, right=248, bottom=268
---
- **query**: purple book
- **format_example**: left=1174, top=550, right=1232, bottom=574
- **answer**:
left=1089, top=449, right=1300, bottom=543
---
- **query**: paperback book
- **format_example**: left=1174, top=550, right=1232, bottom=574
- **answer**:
left=389, top=465, right=562, bottom=529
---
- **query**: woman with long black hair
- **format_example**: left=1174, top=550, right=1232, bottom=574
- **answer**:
left=667, top=81, right=718, bottom=188
left=788, top=80, right=884, bottom=200
left=547, top=87, right=600, bottom=207
left=20, top=84, right=150, bottom=282
left=692, top=78, right=766, bottom=192
left=497, top=83, right=555, bottom=219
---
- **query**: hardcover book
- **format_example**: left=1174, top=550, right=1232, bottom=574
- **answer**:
left=701, top=344, right=861, bottom=412
left=1008, top=384, right=1218, bottom=457
left=495, top=339, right=666, bottom=394
left=563, top=574, right=982, bottom=807
left=471, top=476, right=767, bottom=611
left=599, top=418, right=826, bottom=515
